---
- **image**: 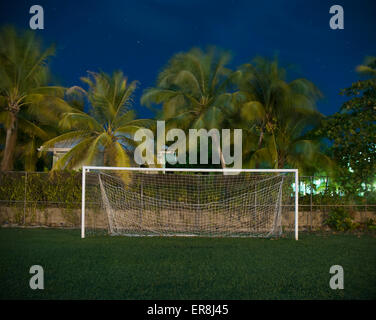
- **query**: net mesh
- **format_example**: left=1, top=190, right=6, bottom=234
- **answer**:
left=85, top=170, right=293, bottom=238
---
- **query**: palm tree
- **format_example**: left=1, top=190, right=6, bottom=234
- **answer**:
left=9, top=113, right=63, bottom=171
left=233, top=57, right=330, bottom=172
left=356, top=56, right=376, bottom=77
left=141, top=47, right=238, bottom=168
left=235, top=57, right=322, bottom=147
left=41, top=71, right=152, bottom=169
left=247, top=112, right=333, bottom=174
left=0, top=26, right=69, bottom=171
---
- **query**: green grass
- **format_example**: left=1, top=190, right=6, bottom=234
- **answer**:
left=0, top=228, right=375, bottom=300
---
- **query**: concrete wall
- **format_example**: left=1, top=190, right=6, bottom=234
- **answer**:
left=0, top=206, right=374, bottom=230
left=281, top=210, right=375, bottom=231
left=0, top=206, right=106, bottom=228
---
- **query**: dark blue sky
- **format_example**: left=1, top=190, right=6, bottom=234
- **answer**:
left=1, top=0, right=375, bottom=117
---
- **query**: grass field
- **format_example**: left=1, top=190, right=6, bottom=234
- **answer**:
left=0, top=228, right=375, bottom=300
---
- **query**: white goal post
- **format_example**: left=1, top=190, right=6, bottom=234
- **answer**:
left=81, top=166, right=299, bottom=240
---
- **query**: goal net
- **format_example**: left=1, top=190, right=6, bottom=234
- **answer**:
left=82, top=167, right=299, bottom=239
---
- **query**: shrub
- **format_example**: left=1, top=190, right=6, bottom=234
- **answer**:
left=0, top=171, right=82, bottom=226
left=365, top=218, right=376, bottom=230
left=324, top=207, right=359, bottom=231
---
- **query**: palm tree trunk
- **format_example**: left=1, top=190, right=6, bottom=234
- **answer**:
left=219, top=146, right=226, bottom=169
left=1, top=112, right=18, bottom=171
left=103, top=151, right=107, bottom=166
left=257, top=129, right=264, bottom=148
left=278, top=157, right=285, bottom=169
left=212, top=133, right=226, bottom=169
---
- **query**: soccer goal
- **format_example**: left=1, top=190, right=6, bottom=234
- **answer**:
left=81, top=167, right=299, bottom=240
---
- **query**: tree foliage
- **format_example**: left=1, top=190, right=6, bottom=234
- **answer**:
left=0, top=26, right=70, bottom=171
left=230, top=57, right=332, bottom=173
left=141, top=47, right=238, bottom=168
left=319, top=57, right=376, bottom=194
left=41, top=71, right=153, bottom=169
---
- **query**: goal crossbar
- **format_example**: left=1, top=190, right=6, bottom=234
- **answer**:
left=81, top=166, right=299, bottom=240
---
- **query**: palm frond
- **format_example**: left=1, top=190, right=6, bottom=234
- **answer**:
left=52, top=137, right=96, bottom=170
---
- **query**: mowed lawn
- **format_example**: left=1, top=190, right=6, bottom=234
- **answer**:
left=0, top=228, right=375, bottom=300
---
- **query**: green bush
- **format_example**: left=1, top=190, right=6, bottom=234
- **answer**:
left=0, top=171, right=83, bottom=226
left=324, top=207, right=359, bottom=231
left=365, top=218, right=376, bottom=230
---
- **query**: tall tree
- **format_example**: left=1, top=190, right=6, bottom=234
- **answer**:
left=319, top=56, right=376, bottom=194
left=246, top=111, right=332, bottom=174
left=141, top=47, right=237, bottom=168
left=0, top=26, right=69, bottom=171
left=233, top=57, right=330, bottom=173
left=41, top=71, right=152, bottom=169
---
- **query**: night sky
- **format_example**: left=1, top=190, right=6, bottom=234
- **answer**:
left=1, top=0, right=375, bottom=118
